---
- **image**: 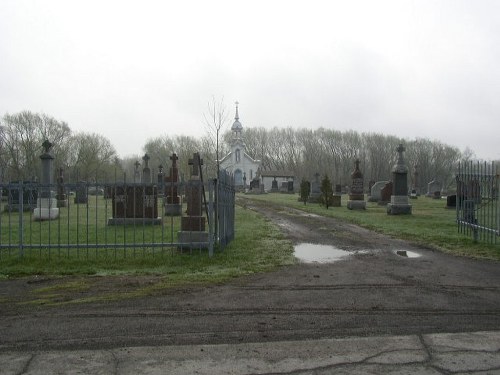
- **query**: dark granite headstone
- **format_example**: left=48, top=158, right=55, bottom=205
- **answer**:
left=387, top=144, right=412, bottom=215
left=108, top=185, right=160, bottom=225
left=347, top=159, right=366, bottom=210
left=165, top=153, right=182, bottom=216
left=271, top=178, right=279, bottom=192
left=446, top=194, right=457, bottom=208
left=379, top=181, right=393, bottom=205
left=74, top=181, right=88, bottom=204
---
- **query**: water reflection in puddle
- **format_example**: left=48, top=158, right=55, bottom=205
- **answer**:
left=294, top=243, right=354, bottom=263
left=395, top=250, right=421, bottom=258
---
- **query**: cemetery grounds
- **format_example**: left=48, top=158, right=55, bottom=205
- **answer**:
left=0, top=193, right=500, bottom=350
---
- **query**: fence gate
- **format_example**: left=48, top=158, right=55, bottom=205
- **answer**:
left=456, top=161, right=499, bottom=243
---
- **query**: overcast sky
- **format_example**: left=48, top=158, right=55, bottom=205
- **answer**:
left=1, top=0, right=499, bottom=160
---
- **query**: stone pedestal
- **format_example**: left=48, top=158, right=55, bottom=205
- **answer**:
left=33, top=140, right=59, bottom=221
left=177, top=153, right=209, bottom=248
left=34, top=196, right=59, bottom=220
left=387, top=144, right=412, bottom=215
left=347, top=159, right=366, bottom=210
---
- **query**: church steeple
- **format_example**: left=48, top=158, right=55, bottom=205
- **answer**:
left=231, top=101, right=243, bottom=141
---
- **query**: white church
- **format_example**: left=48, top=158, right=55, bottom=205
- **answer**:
left=219, top=102, right=261, bottom=189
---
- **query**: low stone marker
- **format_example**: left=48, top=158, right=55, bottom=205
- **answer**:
left=369, top=181, right=388, bottom=202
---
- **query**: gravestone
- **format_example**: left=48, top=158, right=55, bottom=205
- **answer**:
left=165, top=153, right=182, bottom=216
left=347, top=159, right=366, bottom=210
left=56, top=167, right=67, bottom=207
left=387, top=144, right=412, bottom=215
left=271, top=177, right=279, bottom=192
left=369, top=181, right=388, bottom=202
left=107, top=184, right=161, bottom=225
left=157, top=164, right=164, bottom=195
left=411, top=165, right=420, bottom=196
left=178, top=153, right=209, bottom=248
left=142, top=154, right=151, bottom=184
left=378, top=181, right=393, bottom=205
left=446, top=194, right=457, bottom=209
left=33, top=140, right=59, bottom=220
left=133, top=160, right=141, bottom=183
left=4, top=181, right=38, bottom=212
left=426, top=180, right=441, bottom=198
left=74, top=181, right=88, bottom=204
left=308, top=173, right=322, bottom=203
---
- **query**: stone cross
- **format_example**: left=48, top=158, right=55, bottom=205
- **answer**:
left=42, top=139, right=53, bottom=153
left=188, top=153, right=203, bottom=177
left=134, top=161, right=140, bottom=170
left=396, top=144, right=405, bottom=164
left=170, top=153, right=179, bottom=167
left=142, top=153, right=150, bottom=168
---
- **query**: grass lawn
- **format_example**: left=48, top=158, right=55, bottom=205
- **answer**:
left=242, top=193, right=500, bottom=261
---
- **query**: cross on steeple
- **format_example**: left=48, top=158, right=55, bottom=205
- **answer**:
left=234, top=101, right=239, bottom=120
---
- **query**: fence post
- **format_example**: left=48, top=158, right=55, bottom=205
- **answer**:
left=18, top=181, right=24, bottom=258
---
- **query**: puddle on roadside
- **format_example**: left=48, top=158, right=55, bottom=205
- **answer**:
left=395, top=250, right=422, bottom=258
left=294, top=243, right=356, bottom=263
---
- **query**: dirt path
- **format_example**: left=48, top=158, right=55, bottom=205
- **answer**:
left=1, top=198, right=500, bottom=351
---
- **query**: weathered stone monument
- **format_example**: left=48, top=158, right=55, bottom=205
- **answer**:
left=108, top=155, right=161, bottom=225
left=165, top=153, right=182, bottom=216
left=33, top=140, right=59, bottom=220
left=426, top=180, right=441, bottom=198
left=178, top=153, right=209, bottom=247
left=270, top=177, right=279, bottom=193
left=4, top=182, right=38, bottom=212
left=347, top=159, right=366, bottom=210
left=378, top=181, right=393, bottom=206
left=387, top=144, right=412, bottom=215
left=308, top=173, right=322, bottom=203
left=56, top=167, right=67, bottom=207
left=369, top=181, right=388, bottom=202
left=141, top=154, right=151, bottom=184
left=74, top=181, right=88, bottom=204
left=133, top=160, right=141, bottom=183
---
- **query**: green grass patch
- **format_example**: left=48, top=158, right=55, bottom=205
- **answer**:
left=0, top=205, right=295, bottom=283
left=243, top=193, right=500, bottom=261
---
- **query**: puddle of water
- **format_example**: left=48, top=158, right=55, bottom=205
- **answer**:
left=294, top=243, right=353, bottom=263
left=395, top=250, right=421, bottom=258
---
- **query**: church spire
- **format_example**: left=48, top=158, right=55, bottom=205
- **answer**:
left=234, top=101, right=239, bottom=121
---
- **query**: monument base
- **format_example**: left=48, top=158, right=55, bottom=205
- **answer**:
left=347, top=200, right=366, bottom=210
left=33, top=198, right=59, bottom=220
left=387, top=196, right=412, bottom=215
left=107, top=217, right=162, bottom=225
left=165, top=203, right=182, bottom=216
left=177, top=231, right=209, bottom=249
left=387, top=204, right=412, bottom=215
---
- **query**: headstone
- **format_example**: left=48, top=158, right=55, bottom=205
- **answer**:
left=369, top=181, right=388, bottom=202
left=33, top=140, right=59, bottom=220
left=4, top=181, right=38, bottom=212
left=378, top=181, right=393, bottom=205
left=387, top=144, right=412, bottom=215
left=308, top=173, right=322, bottom=203
left=178, top=153, right=209, bottom=248
left=56, top=167, right=67, bottom=207
left=426, top=180, right=441, bottom=198
left=279, top=181, right=288, bottom=193
left=157, top=164, right=164, bottom=195
left=142, top=154, right=151, bottom=184
left=107, top=184, right=161, bottom=225
left=347, top=159, right=366, bottom=210
left=74, top=181, right=88, bottom=204
left=446, top=194, right=457, bottom=209
left=271, top=177, right=279, bottom=193
left=165, top=153, right=182, bottom=216
left=133, top=160, right=141, bottom=183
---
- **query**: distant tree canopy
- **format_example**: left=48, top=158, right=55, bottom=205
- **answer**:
left=0, top=110, right=480, bottom=189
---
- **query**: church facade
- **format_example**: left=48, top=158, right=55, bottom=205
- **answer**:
left=219, top=102, right=260, bottom=189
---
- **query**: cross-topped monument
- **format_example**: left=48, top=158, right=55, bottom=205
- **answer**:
left=188, top=153, right=203, bottom=177
left=42, top=139, right=53, bottom=154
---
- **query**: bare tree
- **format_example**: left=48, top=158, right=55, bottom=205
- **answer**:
left=204, top=96, right=229, bottom=178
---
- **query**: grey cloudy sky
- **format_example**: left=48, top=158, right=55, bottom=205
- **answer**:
left=1, top=0, right=499, bottom=160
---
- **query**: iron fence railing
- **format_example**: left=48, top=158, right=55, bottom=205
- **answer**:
left=456, top=161, right=499, bottom=244
left=0, top=170, right=235, bottom=260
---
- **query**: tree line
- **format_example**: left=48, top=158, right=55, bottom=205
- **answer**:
left=1, top=110, right=479, bottom=191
